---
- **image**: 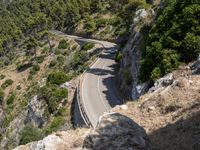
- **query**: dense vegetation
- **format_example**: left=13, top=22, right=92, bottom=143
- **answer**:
left=0, top=0, right=148, bottom=66
left=2, top=0, right=200, bottom=148
left=0, top=0, right=150, bottom=148
left=0, top=88, right=4, bottom=104
left=140, top=0, right=200, bottom=81
left=20, top=124, right=44, bottom=145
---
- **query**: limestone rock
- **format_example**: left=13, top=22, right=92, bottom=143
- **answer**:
left=83, top=113, right=150, bottom=150
left=134, top=9, right=148, bottom=24
left=191, top=56, right=200, bottom=74
left=25, top=95, right=47, bottom=128
left=149, top=73, right=174, bottom=93
left=119, top=8, right=156, bottom=100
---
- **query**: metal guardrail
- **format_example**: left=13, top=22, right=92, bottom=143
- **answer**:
left=76, top=42, right=106, bottom=128
left=76, top=80, right=92, bottom=127
left=75, top=40, right=116, bottom=128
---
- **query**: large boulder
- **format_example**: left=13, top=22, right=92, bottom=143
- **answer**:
left=149, top=73, right=174, bottom=93
left=191, top=56, right=200, bottom=75
left=83, top=113, right=150, bottom=150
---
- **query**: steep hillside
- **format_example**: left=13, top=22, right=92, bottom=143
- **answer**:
left=0, top=32, right=100, bottom=149
left=1, top=0, right=200, bottom=150
left=119, top=0, right=200, bottom=99
left=115, top=62, right=200, bottom=150
left=0, top=0, right=156, bottom=149
left=14, top=60, right=200, bottom=150
left=0, top=0, right=150, bottom=67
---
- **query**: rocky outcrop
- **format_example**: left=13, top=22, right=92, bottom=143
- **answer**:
left=83, top=113, right=150, bottom=150
left=115, top=64, right=200, bottom=150
left=119, top=8, right=155, bottom=99
left=191, top=56, right=200, bottom=74
left=25, top=96, right=47, bottom=128
left=14, top=113, right=150, bottom=150
left=0, top=96, right=48, bottom=149
left=148, top=73, right=174, bottom=93
left=1, top=110, right=27, bottom=149
left=13, top=128, right=88, bottom=150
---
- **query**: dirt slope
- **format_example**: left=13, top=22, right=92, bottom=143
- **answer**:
left=114, top=65, right=200, bottom=150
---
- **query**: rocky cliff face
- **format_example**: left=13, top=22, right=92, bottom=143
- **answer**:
left=0, top=96, right=49, bottom=149
left=13, top=113, right=150, bottom=150
left=14, top=58, right=200, bottom=150
left=119, top=8, right=155, bottom=100
left=115, top=61, right=200, bottom=150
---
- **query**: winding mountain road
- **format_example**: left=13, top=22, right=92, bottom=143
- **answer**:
left=81, top=43, right=122, bottom=127
left=52, top=31, right=122, bottom=127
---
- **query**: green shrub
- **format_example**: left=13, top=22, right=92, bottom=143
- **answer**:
left=84, top=15, right=96, bottom=34
left=7, top=93, right=16, bottom=105
left=16, top=63, right=32, bottom=72
left=2, top=113, right=15, bottom=128
left=58, top=39, right=69, bottom=49
left=0, top=88, right=4, bottom=104
left=0, top=74, right=5, bottom=80
left=42, top=47, right=49, bottom=54
left=71, top=51, right=89, bottom=69
left=140, top=0, right=200, bottom=82
left=57, top=107, right=69, bottom=116
left=20, top=124, right=44, bottom=145
left=1, top=79, right=14, bottom=89
left=45, top=116, right=65, bottom=134
left=95, top=18, right=108, bottom=28
left=151, top=67, right=161, bottom=81
left=57, top=56, right=64, bottom=66
left=28, top=74, right=33, bottom=80
left=115, top=51, right=122, bottom=62
left=81, top=42, right=95, bottom=51
left=55, top=48, right=62, bottom=55
left=16, top=85, right=21, bottom=90
left=77, top=64, right=89, bottom=73
left=39, top=84, right=68, bottom=113
left=47, top=71, right=70, bottom=85
left=30, top=64, right=40, bottom=75
left=0, top=61, right=4, bottom=68
left=49, top=59, right=57, bottom=68
left=35, top=56, right=45, bottom=64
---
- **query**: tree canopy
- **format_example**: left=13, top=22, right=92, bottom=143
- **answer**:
left=140, top=0, right=200, bottom=81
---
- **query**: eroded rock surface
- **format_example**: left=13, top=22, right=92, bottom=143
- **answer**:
left=83, top=113, right=150, bottom=150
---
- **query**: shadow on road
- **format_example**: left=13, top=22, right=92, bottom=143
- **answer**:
left=102, top=77, right=123, bottom=107
left=88, top=61, right=123, bottom=107
left=88, top=68, right=113, bottom=76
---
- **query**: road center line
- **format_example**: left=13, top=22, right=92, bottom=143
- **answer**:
left=97, top=58, right=110, bottom=112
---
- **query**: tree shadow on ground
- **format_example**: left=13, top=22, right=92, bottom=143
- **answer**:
left=87, top=60, right=122, bottom=107
left=101, top=63, right=123, bottom=107
left=149, top=106, right=200, bottom=150
left=88, top=68, right=113, bottom=76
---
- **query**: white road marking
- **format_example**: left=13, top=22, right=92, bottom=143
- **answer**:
left=97, top=61, right=110, bottom=112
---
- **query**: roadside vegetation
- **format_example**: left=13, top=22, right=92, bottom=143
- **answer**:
left=140, top=0, right=200, bottom=82
left=1, top=0, right=199, bottom=149
left=0, top=0, right=149, bottom=68
left=0, top=31, right=99, bottom=148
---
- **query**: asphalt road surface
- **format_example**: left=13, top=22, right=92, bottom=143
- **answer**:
left=52, top=31, right=122, bottom=127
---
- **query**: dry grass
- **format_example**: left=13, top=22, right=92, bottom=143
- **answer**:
left=114, top=65, right=200, bottom=150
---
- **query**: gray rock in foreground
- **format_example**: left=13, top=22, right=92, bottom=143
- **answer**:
left=83, top=113, right=150, bottom=150
left=191, top=56, right=200, bottom=75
